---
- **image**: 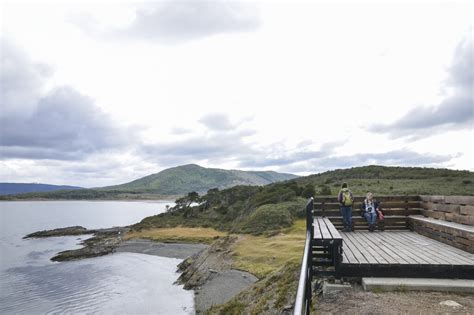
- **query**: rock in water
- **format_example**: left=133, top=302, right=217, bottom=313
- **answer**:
left=24, top=226, right=89, bottom=238
left=439, top=300, right=462, bottom=308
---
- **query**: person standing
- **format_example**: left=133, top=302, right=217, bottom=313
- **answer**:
left=337, top=182, right=354, bottom=232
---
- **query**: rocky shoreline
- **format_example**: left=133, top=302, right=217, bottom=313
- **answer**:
left=24, top=227, right=258, bottom=314
left=24, top=226, right=130, bottom=261
left=176, top=236, right=258, bottom=314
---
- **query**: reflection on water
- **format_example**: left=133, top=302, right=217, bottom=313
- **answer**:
left=0, top=201, right=194, bottom=314
left=1, top=253, right=193, bottom=314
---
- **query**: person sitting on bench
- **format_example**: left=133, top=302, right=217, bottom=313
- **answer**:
left=360, top=192, right=381, bottom=232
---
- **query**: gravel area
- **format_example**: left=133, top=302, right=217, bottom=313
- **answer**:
left=116, top=239, right=208, bottom=259
left=317, top=284, right=474, bottom=314
left=194, top=269, right=258, bottom=314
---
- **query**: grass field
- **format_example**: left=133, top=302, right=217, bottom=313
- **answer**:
left=232, top=219, right=306, bottom=278
left=123, top=226, right=227, bottom=244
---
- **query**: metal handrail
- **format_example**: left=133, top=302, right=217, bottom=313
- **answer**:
left=294, top=197, right=314, bottom=315
left=294, top=229, right=311, bottom=314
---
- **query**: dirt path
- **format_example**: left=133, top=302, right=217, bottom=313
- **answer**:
left=316, top=285, right=474, bottom=314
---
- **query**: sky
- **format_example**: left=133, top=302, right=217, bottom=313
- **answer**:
left=0, top=0, right=473, bottom=188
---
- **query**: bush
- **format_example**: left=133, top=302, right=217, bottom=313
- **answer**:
left=239, top=204, right=294, bottom=234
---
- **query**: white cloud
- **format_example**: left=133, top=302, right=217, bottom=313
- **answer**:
left=368, top=31, right=473, bottom=139
left=1, top=1, right=472, bottom=186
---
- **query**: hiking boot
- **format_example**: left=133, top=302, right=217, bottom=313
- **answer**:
left=379, top=224, right=385, bottom=231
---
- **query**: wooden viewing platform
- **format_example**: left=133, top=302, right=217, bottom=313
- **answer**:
left=339, top=231, right=474, bottom=279
left=295, top=195, right=474, bottom=315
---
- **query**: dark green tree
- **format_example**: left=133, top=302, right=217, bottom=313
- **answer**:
left=301, top=184, right=316, bottom=198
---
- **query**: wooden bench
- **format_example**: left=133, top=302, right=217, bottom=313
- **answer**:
left=313, top=196, right=422, bottom=231
left=409, top=215, right=474, bottom=253
left=312, top=217, right=343, bottom=277
left=410, top=195, right=474, bottom=253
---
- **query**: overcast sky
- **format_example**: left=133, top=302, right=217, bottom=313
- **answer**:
left=1, top=0, right=473, bottom=187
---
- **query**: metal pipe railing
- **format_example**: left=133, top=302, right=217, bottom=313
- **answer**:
left=294, top=197, right=314, bottom=315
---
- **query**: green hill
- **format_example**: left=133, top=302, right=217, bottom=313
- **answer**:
left=1, top=164, right=297, bottom=200
left=134, top=165, right=474, bottom=234
left=102, top=164, right=298, bottom=195
left=294, top=165, right=473, bottom=196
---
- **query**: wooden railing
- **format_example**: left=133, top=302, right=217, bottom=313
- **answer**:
left=294, top=198, right=314, bottom=315
left=312, top=195, right=421, bottom=230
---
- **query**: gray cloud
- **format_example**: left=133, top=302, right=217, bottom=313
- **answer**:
left=281, top=150, right=455, bottom=174
left=171, top=126, right=193, bottom=135
left=0, top=40, right=133, bottom=161
left=368, top=33, right=473, bottom=139
left=316, top=150, right=453, bottom=169
left=199, top=113, right=236, bottom=131
left=74, top=1, right=261, bottom=44
left=142, top=114, right=456, bottom=173
left=141, top=130, right=256, bottom=166
left=1, top=40, right=51, bottom=117
left=141, top=113, right=258, bottom=165
left=127, top=1, right=260, bottom=43
left=238, top=149, right=327, bottom=168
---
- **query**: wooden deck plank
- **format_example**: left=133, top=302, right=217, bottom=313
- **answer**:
left=407, top=231, right=473, bottom=260
left=317, top=218, right=332, bottom=240
left=323, top=217, right=342, bottom=240
left=358, top=232, right=400, bottom=264
left=400, top=234, right=464, bottom=265
left=361, top=232, right=411, bottom=264
left=351, top=232, right=391, bottom=264
left=344, top=232, right=379, bottom=264
left=313, top=219, right=322, bottom=239
left=342, top=249, right=350, bottom=263
left=388, top=232, right=451, bottom=265
left=384, top=232, right=439, bottom=264
left=402, top=232, right=474, bottom=265
left=394, top=232, right=464, bottom=265
left=340, top=234, right=359, bottom=264
left=341, top=232, right=368, bottom=264
left=370, top=232, right=430, bottom=264
left=401, top=232, right=474, bottom=265
left=358, top=233, right=417, bottom=264
left=340, top=231, right=474, bottom=266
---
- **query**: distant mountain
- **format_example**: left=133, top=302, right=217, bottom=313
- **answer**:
left=102, top=164, right=298, bottom=195
left=0, top=183, right=83, bottom=195
left=0, top=164, right=297, bottom=200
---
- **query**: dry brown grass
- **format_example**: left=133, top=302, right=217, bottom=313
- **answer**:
left=231, top=219, right=306, bottom=278
left=124, top=226, right=227, bottom=244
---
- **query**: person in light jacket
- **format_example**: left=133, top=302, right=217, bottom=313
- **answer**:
left=360, top=192, right=382, bottom=232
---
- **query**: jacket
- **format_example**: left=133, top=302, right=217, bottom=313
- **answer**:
left=338, top=188, right=354, bottom=205
left=360, top=199, right=383, bottom=217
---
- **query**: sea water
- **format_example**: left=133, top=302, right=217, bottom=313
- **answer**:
left=0, top=201, right=194, bottom=314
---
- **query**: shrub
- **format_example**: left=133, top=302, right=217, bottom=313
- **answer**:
left=239, top=204, right=293, bottom=234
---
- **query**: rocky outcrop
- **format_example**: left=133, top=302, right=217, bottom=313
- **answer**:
left=24, top=226, right=91, bottom=238
left=24, top=226, right=130, bottom=261
left=176, top=236, right=258, bottom=314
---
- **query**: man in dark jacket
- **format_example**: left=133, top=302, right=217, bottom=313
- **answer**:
left=337, top=182, right=354, bottom=232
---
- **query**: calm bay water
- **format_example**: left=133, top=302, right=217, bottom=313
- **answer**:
left=0, top=201, right=194, bottom=314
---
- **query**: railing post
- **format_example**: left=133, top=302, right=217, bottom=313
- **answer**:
left=306, top=197, right=314, bottom=239
left=295, top=198, right=315, bottom=315
left=306, top=197, right=314, bottom=313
